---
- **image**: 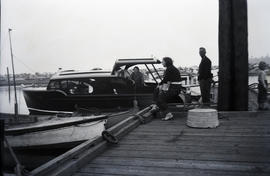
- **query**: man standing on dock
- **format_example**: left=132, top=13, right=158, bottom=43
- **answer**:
left=198, top=47, right=213, bottom=107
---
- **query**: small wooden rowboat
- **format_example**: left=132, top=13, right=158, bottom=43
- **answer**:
left=5, top=115, right=107, bottom=150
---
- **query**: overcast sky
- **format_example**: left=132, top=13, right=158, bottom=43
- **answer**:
left=1, top=0, right=269, bottom=74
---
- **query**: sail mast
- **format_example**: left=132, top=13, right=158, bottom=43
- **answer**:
left=8, top=28, right=18, bottom=118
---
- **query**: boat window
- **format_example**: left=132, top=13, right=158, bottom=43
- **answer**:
left=67, top=80, right=80, bottom=94
left=115, top=66, right=131, bottom=79
left=47, top=80, right=60, bottom=90
left=60, top=80, right=68, bottom=89
left=67, top=79, right=101, bottom=94
left=68, top=80, right=80, bottom=90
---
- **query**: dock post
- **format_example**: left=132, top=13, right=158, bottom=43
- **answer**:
left=218, top=0, right=248, bottom=111
left=0, top=119, right=4, bottom=176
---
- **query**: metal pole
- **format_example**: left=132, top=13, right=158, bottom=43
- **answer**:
left=151, top=64, right=162, bottom=80
left=7, top=67, right=11, bottom=102
left=145, top=64, right=158, bottom=84
left=8, top=29, right=18, bottom=119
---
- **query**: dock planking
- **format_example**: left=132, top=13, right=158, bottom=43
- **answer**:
left=73, top=111, right=270, bottom=176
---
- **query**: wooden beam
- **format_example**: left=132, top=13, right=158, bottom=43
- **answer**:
left=218, top=0, right=248, bottom=111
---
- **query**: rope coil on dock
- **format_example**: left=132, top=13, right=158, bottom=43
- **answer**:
left=102, top=130, right=118, bottom=144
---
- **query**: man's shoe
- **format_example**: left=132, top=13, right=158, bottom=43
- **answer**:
left=162, top=112, right=173, bottom=121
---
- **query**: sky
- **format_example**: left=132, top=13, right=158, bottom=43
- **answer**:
left=0, top=0, right=269, bottom=74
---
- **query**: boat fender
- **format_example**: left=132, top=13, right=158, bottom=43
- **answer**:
left=102, top=130, right=118, bottom=144
left=135, top=114, right=145, bottom=124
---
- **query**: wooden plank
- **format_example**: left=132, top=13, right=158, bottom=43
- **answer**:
left=119, top=138, right=270, bottom=148
left=136, top=126, right=270, bottom=133
left=125, top=133, right=270, bottom=143
left=74, top=174, right=119, bottom=176
left=147, top=120, right=270, bottom=129
left=133, top=125, right=270, bottom=133
left=151, top=116, right=270, bottom=122
left=79, top=164, right=269, bottom=176
left=120, top=137, right=270, bottom=145
left=100, top=149, right=270, bottom=163
left=218, top=111, right=270, bottom=118
left=131, top=122, right=270, bottom=134
left=119, top=133, right=270, bottom=145
left=90, top=157, right=270, bottom=173
left=127, top=131, right=270, bottom=137
left=149, top=117, right=270, bottom=124
left=106, top=144, right=270, bottom=156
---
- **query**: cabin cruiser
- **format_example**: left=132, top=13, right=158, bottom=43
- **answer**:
left=23, top=58, right=186, bottom=114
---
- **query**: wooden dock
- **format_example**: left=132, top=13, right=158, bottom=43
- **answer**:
left=74, top=111, right=270, bottom=176
left=29, top=109, right=270, bottom=176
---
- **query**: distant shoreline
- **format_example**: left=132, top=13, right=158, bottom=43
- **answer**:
left=0, top=79, right=49, bottom=87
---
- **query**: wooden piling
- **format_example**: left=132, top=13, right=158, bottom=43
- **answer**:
left=218, top=0, right=248, bottom=111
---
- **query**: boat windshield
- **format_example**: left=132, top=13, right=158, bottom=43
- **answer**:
left=47, top=78, right=113, bottom=95
left=113, top=62, right=163, bottom=84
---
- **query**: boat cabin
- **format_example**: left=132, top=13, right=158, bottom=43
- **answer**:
left=46, top=58, right=162, bottom=95
left=23, top=58, right=186, bottom=114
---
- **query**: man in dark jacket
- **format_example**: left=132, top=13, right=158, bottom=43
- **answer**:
left=198, top=47, right=213, bottom=106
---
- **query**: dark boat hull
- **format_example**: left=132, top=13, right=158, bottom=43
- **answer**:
left=23, top=88, right=161, bottom=114
left=23, top=88, right=183, bottom=114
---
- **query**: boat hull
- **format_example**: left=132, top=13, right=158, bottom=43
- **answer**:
left=23, top=88, right=181, bottom=114
left=5, top=115, right=107, bottom=149
left=23, top=88, right=138, bottom=114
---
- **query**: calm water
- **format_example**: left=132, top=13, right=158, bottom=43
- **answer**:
left=0, top=86, right=30, bottom=114
left=0, top=76, right=269, bottom=115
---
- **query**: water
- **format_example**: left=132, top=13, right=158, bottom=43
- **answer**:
left=0, top=86, right=30, bottom=114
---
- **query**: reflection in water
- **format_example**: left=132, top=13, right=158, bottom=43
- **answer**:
left=0, top=86, right=29, bottom=114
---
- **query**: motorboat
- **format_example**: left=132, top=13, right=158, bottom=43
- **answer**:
left=23, top=58, right=186, bottom=114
